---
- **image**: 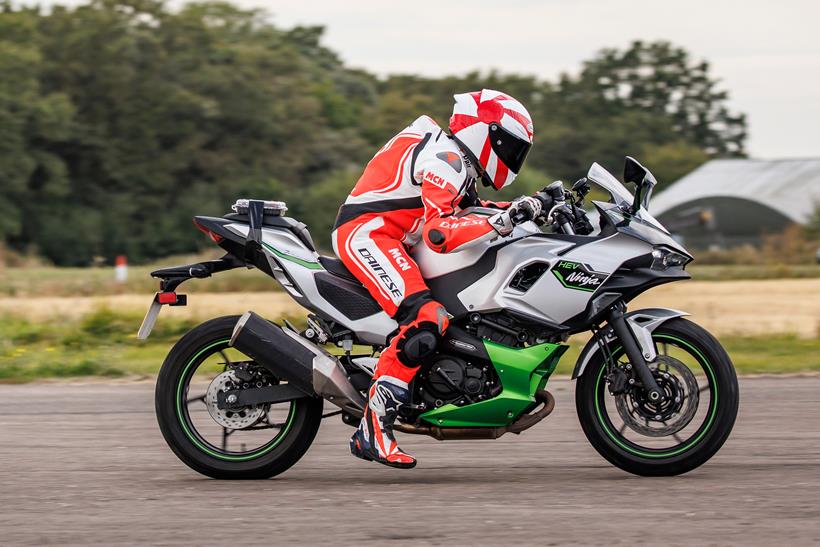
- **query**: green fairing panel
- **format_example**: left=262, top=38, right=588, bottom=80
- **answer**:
left=419, top=340, right=568, bottom=428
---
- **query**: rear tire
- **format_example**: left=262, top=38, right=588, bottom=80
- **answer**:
left=155, top=316, right=323, bottom=479
left=576, top=318, right=739, bottom=476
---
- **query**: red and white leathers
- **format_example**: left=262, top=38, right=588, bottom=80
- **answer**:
left=334, top=115, right=520, bottom=468
left=332, top=115, right=511, bottom=381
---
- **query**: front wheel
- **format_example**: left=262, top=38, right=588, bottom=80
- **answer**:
left=155, top=316, right=323, bottom=479
left=576, top=318, right=739, bottom=476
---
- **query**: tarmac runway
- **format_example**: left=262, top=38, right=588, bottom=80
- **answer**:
left=0, top=377, right=818, bottom=546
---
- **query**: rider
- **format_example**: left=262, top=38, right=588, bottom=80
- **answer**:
left=333, top=89, right=542, bottom=468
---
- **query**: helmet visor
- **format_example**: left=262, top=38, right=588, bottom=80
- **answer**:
left=489, top=123, right=531, bottom=174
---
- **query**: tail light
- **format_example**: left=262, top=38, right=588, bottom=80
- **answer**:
left=193, top=219, right=224, bottom=243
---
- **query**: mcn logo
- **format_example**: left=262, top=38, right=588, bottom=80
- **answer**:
left=424, top=171, right=452, bottom=190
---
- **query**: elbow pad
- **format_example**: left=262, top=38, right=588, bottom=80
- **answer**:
left=423, top=216, right=496, bottom=254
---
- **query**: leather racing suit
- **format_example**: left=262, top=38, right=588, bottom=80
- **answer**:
left=334, top=115, right=514, bottom=468
left=332, top=115, right=510, bottom=384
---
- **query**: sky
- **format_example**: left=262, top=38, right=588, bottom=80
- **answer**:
left=41, top=0, right=820, bottom=158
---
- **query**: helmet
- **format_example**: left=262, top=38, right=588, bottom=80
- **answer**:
left=449, top=89, right=534, bottom=190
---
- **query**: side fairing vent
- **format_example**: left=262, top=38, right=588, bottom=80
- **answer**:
left=509, top=262, right=550, bottom=293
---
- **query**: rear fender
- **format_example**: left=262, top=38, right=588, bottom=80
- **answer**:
left=571, top=308, right=689, bottom=379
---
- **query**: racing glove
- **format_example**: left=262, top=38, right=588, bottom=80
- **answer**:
left=509, top=196, right=542, bottom=221
left=489, top=196, right=543, bottom=236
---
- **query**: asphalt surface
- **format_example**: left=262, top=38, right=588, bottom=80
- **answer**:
left=0, top=377, right=818, bottom=546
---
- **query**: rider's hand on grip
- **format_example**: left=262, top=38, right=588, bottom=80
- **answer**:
left=509, top=196, right=542, bottom=222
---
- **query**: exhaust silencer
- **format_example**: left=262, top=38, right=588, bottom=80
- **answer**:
left=230, top=311, right=366, bottom=415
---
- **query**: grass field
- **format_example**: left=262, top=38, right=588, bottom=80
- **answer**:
left=3, top=277, right=818, bottom=337
left=2, top=260, right=818, bottom=382
left=1, top=305, right=818, bottom=383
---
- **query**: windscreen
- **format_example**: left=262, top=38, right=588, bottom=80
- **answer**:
left=587, top=163, right=634, bottom=210
left=586, top=162, right=669, bottom=233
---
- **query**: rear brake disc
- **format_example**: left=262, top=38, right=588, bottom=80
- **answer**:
left=204, top=371, right=265, bottom=429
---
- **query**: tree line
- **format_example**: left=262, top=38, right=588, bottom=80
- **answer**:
left=0, top=0, right=746, bottom=265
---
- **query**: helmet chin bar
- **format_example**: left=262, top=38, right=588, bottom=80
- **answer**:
left=480, top=171, right=494, bottom=189
left=450, top=133, right=500, bottom=191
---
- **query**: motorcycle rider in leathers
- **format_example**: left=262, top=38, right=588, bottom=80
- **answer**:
left=333, top=89, right=541, bottom=468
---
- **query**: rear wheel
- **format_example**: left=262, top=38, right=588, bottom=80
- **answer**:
left=155, top=316, right=323, bottom=479
left=576, top=318, right=739, bottom=476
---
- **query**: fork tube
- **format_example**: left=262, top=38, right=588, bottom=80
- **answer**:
left=607, top=306, right=664, bottom=403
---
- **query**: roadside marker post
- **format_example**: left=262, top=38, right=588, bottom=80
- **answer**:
left=115, top=255, right=128, bottom=283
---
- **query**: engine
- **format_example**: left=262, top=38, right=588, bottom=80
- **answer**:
left=414, top=354, right=501, bottom=410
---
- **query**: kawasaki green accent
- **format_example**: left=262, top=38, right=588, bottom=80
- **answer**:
left=419, top=340, right=568, bottom=428
left=175, top=339, right=297, bottom=461
left=550, top=260, right=607, bottom=292
left=262, top=242, right=322, bottom=270
left=594, top=334, right=718, bottom=458
left=553, top=270, right=595, bottom=292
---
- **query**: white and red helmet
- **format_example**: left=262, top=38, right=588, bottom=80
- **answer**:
left=449, top=89, right=534, bottom=190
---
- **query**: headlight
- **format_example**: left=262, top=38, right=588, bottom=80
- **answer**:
left=651, top=247, right=689, bottom=271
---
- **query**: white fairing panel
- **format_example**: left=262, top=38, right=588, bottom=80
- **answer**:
left=226, top=223, right=396, bottom=345
left=495, top=233, right=648, bottom=323
left=416, top=222, right=652, bottom=324
left=224, top=210, right=652, bottom=343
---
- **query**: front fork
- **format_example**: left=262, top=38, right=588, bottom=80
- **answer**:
left=607, top=305, right=664, bottom=403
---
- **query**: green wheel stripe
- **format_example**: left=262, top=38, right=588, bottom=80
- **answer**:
left=175, top=339, right=297, bottom=461
left=593, top=334, right=719, bottom=459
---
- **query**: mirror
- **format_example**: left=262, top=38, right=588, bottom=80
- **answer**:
left=623, top=156, right=648, bottom=185
left=624, top=156, right=657, bottom=213
left=571, top=177, right=591, bottom=201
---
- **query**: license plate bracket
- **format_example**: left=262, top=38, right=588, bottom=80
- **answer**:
left=136, top=292, right=187, bottom=340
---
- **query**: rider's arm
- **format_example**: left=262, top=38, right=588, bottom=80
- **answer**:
left=479, top=198, right=511, bottom=209
left=456, top=184, right=510, bottom=210
left=417, top=158, right=499, bottom=254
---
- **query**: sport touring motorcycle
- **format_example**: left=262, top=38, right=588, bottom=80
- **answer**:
left=141, top=157, right=738, bottom=478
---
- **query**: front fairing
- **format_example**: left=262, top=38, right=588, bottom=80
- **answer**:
left=594, top=201, right=691, bottom=258
left=587, top=163, right=691, bottom=259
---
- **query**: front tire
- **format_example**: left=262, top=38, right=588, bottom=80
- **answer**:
left=576, top=318, right=739, bottom=476
left=155, top=316, right=323, bottom=479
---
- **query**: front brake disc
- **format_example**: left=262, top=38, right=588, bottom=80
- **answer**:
left=615, top=355, right=699, bottom=438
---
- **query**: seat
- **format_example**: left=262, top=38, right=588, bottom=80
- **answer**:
left=319, top=255, right=361, bottom=284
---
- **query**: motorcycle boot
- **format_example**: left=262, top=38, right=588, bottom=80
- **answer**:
left=350, top=376, right=416, bottom=469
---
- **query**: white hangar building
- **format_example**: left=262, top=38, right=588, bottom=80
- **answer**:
left=649, top=158, right=820, bottom=248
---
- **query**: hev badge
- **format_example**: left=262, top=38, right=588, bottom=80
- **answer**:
left=551, top=260, right=608, bottom=292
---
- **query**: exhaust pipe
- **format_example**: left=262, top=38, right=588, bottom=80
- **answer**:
left=230, top=311, right=366, bottom=415
left=393, top=389, right=555, bottom=440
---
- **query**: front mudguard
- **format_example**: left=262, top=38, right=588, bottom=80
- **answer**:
left=572, top=308, right=689, bottom=379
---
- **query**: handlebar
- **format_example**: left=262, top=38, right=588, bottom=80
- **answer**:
left=507, top=180, right=593, bottom=235
left=511, top=210, right=531, bottom=225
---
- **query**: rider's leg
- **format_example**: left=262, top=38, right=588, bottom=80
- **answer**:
left=333, top=219, right=448, bottom=468
left=350, top=294, right=448, bottom=468
left=332, top=214, right=426, bottom=316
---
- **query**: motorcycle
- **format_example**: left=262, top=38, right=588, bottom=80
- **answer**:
left=140, top=156, right=738, bottom=478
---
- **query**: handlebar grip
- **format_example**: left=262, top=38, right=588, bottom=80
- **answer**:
left=512, top=211, right=529, bottom=225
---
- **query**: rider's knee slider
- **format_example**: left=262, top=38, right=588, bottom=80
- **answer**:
left=393, top=292, right=449, bottom=367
